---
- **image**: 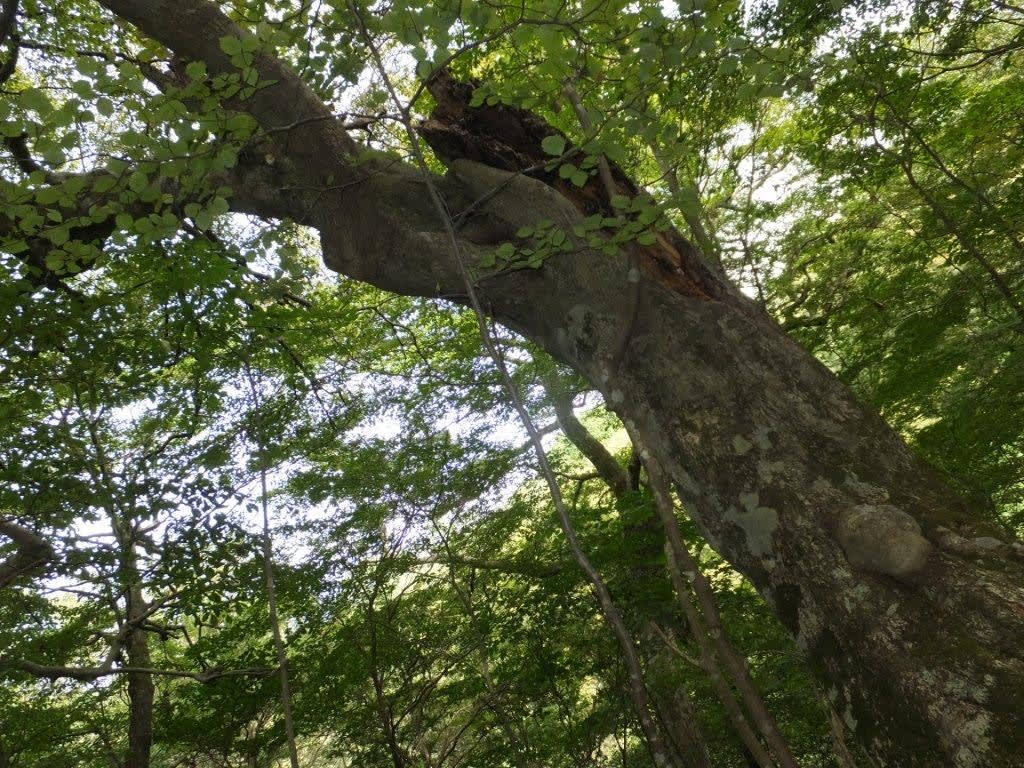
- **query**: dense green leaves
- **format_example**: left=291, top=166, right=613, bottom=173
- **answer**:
left=1, top=0, right=1022, bottom=766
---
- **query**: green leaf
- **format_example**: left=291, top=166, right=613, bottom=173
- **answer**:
left=219, top=35, right=243, bottom=56
left=47, top=228, right=70, bottom=246
left=541, top=135, right=567, bottom=157
left=637, top=43, right=660, bottom=62
left=19, top=88, right=51, bottom=114
left=44, top=251, right=65, bottom=270
left=415, top=60, right=434, bottom=80
left=128, top=170, right=149, bottom=193
left=494, top=242, right=516, bottom=260
left=160, top=212, right=179, bottom=232
left=186, top=60, right=208, bottom=80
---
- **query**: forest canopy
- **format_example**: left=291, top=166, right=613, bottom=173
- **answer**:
left=1, top=1, right=1022, bottom=767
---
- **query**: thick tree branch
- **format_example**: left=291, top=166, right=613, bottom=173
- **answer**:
left=0, top=520, right=54, bottom=588
left=0, top=0, right=18, bottom=85
left=2, top=133, right=42, bottom=177
left=96, top=0, right=356, bottom=158
left=0, top=0, right=16, bottom=44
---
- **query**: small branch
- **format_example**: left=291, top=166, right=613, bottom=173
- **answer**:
left=0, top=658, right=277, bottom=682
left=262, top=110, right=392, bottom=136
left=450, top=149, right=586, bottom=230
left=412, top=554, right=567, bottom=578
left=649, top=622, right=701, bottom=668
left=181, top=221, right=312, bottom=308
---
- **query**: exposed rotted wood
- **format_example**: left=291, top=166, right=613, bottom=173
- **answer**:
left=420, top=69, right=725, bottom=303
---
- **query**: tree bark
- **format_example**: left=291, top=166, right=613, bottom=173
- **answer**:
left=47, top=3, right=1024, bottom=765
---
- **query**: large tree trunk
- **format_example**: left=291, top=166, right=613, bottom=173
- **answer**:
left=462, top=180, right=1024, bottom=766
left=46, top=3, right=1024, bottom=765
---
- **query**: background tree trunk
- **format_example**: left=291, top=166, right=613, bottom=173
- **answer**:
left=125, top=584, right=154, bottom=768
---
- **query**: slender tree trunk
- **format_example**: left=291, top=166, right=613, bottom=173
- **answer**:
left=124, top=583, right=155, bottom=768
left=259, top=466, right=301, bottom=768
left=659, top=541, right=776, bottom=768
left=370, top=666, right=407, bottom=768
left=641, top=626, right=714, bottom=768
left=648, top=463, right=800, bottom=768
left=546, top=380, right=713, bottom=767
left=829, top=707, right=860, bottom=768
left=624, top=509, right=717, bottom=768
